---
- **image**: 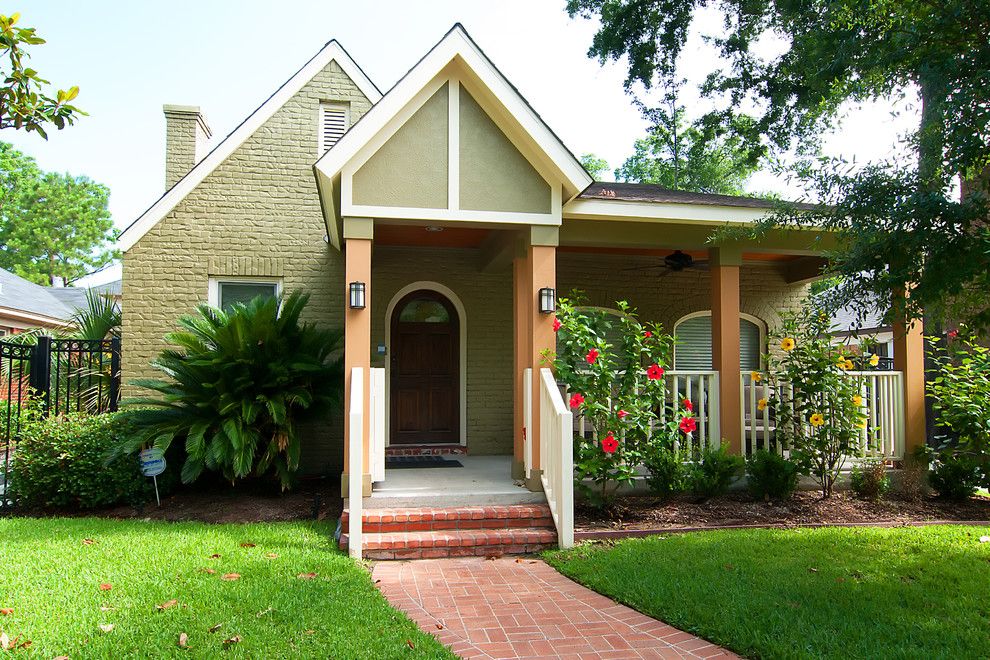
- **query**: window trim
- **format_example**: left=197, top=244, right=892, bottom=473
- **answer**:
left=318, top=102, right=350, bottom=156
left=673, top=310, right=767, bottom=370
left=208, top=276, right=283, bottom=309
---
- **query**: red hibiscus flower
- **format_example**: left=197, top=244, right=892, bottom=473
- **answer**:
left=948, top=328, right=959, bottom=339
left=682, top=398, right=694, bottom=412
left=646, top=364, right=665, bottom=380
left=617, top=409, right=628, bottom=420
left=585, top=348, right=600, bottom=365
left=569, top=393, right=585, bottom=409
left=644, top=330, right=652, bottom=339
left=601, top=433, right=619, bottom=454
left=679, top=416, right=697, bottom=434
left=553, top=317, right=562, bottom=332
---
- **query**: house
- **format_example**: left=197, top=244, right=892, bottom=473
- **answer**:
left=0, top=268, right=119, bottom=336
left=826, top=293, right=895, bottom=368
left=117, top=25, right=926, bottom=557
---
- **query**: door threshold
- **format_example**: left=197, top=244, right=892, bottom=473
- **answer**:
left=384, top=444, right=467, bottom=457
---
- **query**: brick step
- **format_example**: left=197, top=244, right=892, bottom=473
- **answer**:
left=340, top=528, right=557, bottom=560
left=342, top=504, right=554, bottom=533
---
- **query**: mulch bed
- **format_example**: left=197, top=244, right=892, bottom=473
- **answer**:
left=576, top=491, right=990, bottom=533
left=10, top=477, right=343, bottom=525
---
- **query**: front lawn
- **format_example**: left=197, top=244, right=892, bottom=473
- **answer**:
left=0, top=518, right=451, bottom=658
left=546, top=525, right=990, bottom=659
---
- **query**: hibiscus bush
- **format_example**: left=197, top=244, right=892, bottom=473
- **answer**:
left=762, top=307, right=867, bottom=497
left=548, top=296, right=693, bottom=508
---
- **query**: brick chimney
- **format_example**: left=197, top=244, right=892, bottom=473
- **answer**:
left=163, top=104, right=212, bottom=189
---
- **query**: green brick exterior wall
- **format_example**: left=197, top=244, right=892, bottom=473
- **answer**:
left=122, top=60, right=373, bottom=476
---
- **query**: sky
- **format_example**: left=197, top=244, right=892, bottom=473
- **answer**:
left=3, top=1, right=917, bottom=286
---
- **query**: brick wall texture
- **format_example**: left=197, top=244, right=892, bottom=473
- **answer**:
left=123, top=57, right=810, bottom=472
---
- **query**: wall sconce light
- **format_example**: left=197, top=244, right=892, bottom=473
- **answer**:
left=539, top=287, right=556, bottom=314
left=349, top=281, right=366, bottom=309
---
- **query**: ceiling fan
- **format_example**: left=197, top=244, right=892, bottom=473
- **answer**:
left=622, top=250, right=709, bottom=275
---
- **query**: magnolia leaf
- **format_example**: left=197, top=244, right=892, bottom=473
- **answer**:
left=82, top=538, right=97, bottom=546
left=223, top=635, right=242, bottom=646
left=0, top=633, right=8, bottom=650
left=99, top=624, right=114, bottom=633
left=0, top=608, right=12, bottom=615
left=265, top=553, right=278, bottom=559
left=296, top=572, right=317, bottom=580
left=200, top=568, right=216, bottom=575
left=209, top=554, right=221, bottom=559
left=99, top=583, right=112, bottom=591
left=239, top=542, right=256, bottom=548
left=157, top=599, right=179, bottom=611
left=208, top=623, right=223, bottom=633
left=178, top=632, right=189, bottom=648
left=221, top=573, right=241, bottom=581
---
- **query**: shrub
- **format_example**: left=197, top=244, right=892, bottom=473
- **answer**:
left=764, top=306, right=867, bottom=497
left=746, top=450, right=801, bottom=501
left=117, top=292, right=343, bottom=490
left=849, top=460, right=891, bottom=502
left=689, top=446, right=744, bottom=500
left=9, top=411, right=160, bottom=508
left=929, top=451, right=981, bottom=500
left=643, top=443, right=687, bottom=499
left=549, top=296, right=677, bottom=508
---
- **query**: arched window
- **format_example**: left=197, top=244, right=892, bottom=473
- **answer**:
left=673, top=312, right=765, bottom=371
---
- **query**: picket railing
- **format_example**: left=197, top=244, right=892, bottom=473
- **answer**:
left=369, top=368, right=386, bottom=483
left=539, top=368, right=574, bottom=549
left=347, top=367, right=364, bottom=559
left=740, top=370, right=905, bottom=459
left=523, top=368, right=533, bottom=477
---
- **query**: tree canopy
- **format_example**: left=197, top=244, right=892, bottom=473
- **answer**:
left=567, top=0, right=990, bottom=329
left=0, top=142, right=116, bottom=285
left=580, top=153, right=611, bottom=180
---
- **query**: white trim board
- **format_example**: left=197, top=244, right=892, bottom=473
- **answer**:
left=563, top=198, right=774, bottom=225
left=117, top=40, right=381, bottom=252
left=383, top=281, right=468, bottom=448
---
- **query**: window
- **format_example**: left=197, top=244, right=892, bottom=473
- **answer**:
left=674, top=312, right=765, bottom=371
left=318, top=103, right=349, bottom=155
left=398, top=298, right=451, bottom=323
left=208, top=277, right=281, bottom=311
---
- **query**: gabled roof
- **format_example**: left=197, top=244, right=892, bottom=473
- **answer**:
left=117, top=40, right=381, bottom=252
left=0, top=269, right=80, bottom=324
left=314, top=24, right=593, bottom=224
left=580, top=182, right=817, bottom=210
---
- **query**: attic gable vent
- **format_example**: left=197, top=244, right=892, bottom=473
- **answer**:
left=319, top=103, right=349, bottom=155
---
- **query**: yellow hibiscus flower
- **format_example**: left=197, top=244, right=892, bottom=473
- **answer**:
left=844, top=359, right=855, bottom=371
left=757, top=398, right=768, bottom=411
left=751, top=371, right=762, bottom=383
left=857, top=418, right=868, bottom=429
left=868, top=353, right=880, bottom=367
left=809, top=412, right=825, bottom=427
left=836, top=356, right=849, bottom=370
left=781, top=337, right=796, bottom=352
left=853, top=394, right=863, bottom=407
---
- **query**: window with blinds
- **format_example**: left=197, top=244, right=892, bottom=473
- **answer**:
left=318, top=103, right=348, bottom=155
left=674, top=313, right=764, bottom=371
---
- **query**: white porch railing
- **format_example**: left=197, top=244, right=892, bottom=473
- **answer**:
left=347, top=367, right=364, bottom=559
left=740, top=370, right=905, bottom=459
left=539, top=368, right=574, bottom=549
left=369, top=368, right=386, bottom=483
left=523, top=367, right=533, bottom=477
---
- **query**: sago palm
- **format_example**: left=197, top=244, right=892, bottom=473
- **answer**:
left=118, top=291, right=343, bottom=489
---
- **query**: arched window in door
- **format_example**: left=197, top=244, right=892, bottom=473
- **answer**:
left=673, top=312, right=765, bottom=370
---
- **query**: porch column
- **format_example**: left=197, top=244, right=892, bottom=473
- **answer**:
left=892, top=290, right=926, bottom=456
left=710, top=247, right=743, bottom=455
left=512, top=254, right=531, bottom=481
left=342, top=218, right=373, bottom=497
left=524, top=227, right=558, bottom=490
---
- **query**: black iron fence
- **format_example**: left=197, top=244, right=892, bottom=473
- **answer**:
left=1, top=336, right=121, bottom=506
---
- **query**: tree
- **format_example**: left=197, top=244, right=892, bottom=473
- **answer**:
left=580, top=153, right=611, bottom=180
left=615, top=89, right=759, bottom=194
left=567, top=0, right=990, bottom=329
left=1, top=12, right=83, bottom=138
left=0, top=145, right=117, bottom=285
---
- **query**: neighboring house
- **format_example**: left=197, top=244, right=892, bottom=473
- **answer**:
left=827, top=294, right=895, bottom=367
left=117, top=24, right=926, bottom=526
left=0, top=269, right=120, bottom=336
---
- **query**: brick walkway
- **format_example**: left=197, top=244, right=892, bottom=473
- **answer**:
left=373, top=557, right=737, bottom=659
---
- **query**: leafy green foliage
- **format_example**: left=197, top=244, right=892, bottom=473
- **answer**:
left=546, top=526, right=990, bottom=658
left=568, top=0, right=990, bottom=330
left=746, top=449, right=800, bottom=501
left=688, top=445, right=743, bottom=500
left=849, top=460, right=891, bottom=502
left=119, top=292, right=343, bottom=490
left=9, top=411, right=162, bottom=509
left=0, top=153, right=117, bottom=285
left=71, top=288, right=120, bottom=340
left=615, top=92, right=759, bottom=194
left=927, top=331, right=990, bottom=469
left=0, top=13, right=84, bottom=138
left=548, top=296, right=676, bottom=508
left=580, top=153, right=610, bottom=180
left=642, top=444, right=687, bottom=499
left=928, top=450, right=981, bottom=501
left=763, top=306, right=867, bottom=497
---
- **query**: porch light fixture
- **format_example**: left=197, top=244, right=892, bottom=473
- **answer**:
left=349, top=281, right=366, bottom=309
left=539, top=287, right=556, bottom=314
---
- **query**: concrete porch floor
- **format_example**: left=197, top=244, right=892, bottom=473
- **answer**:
left=365, top=455, right=546, bottom=509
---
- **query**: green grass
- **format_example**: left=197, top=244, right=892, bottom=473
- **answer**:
left=546, top=526, right=990, bottom=659
left=0, top=518, right=452, bottom=659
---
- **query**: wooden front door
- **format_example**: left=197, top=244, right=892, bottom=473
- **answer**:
left=390, top=290, right=460, bottom=444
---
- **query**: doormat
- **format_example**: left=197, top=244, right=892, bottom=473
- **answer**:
left=385, top=456, right=464, bottom=469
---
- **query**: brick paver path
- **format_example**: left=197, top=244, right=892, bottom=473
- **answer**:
left=373, top=557, right=737, bottom=659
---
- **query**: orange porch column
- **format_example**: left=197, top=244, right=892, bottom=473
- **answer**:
left=512, top=255, right=531, bottom=480
left=710, top=247, right=743, bottom=455
left=892, top=294, right=926, bottom=456
left=523, top=231, right=557, bottom=489
left=342, top=234, right=372, bottom=497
